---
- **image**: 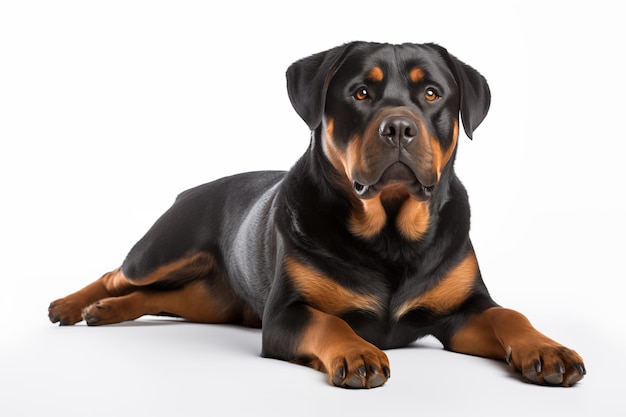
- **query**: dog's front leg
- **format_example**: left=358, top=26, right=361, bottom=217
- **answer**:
left=449, top=307, right=586, bottom=386
left=262, top=302, right=390, bottom=389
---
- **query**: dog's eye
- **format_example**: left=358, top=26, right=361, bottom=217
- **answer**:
left=425, top=88, right=440, bottom=102
left=354, top=87, right=370, bottom=101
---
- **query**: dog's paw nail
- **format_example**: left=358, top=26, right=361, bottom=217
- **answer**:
left=524, top=370, right=540, bottom=383
left=566, top=370, right=585, bottom=386
left=82, top=309, right=100, bottom=325
left=332, top=366, right=346, bottom=386
left=343, top=365, right=367, bottom=388
left=368, top=365, right=387, bottom=388
left=556, top=362, right=565, bottom=374
left=346, top=374, right=364, bottom=388
left=533, top=359, right=541, bottom=373
left=543, top=372, right=564, bottom=385
left=369, top=373, right=385, bottom=388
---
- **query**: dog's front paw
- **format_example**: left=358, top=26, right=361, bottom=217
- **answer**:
left=327, top=344, right=390, bottom=389
left=505, top=342, right=586, bottom=387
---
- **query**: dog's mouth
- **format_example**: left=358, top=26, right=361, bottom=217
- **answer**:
left=352, top=162, right=434, bottom=200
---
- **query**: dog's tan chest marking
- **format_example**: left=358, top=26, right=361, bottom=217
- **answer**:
left=394, top=250, right=479, bottom=320
left=285, top=257, right=384, bottom=316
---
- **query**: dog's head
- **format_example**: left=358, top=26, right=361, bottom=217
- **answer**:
left=287, top=42, right=490, bottom=202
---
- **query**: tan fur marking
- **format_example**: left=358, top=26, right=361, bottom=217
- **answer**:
left=450, top=307, right=515, bottom=359
left=368, top=66, right=384, bottom=82
left=349, top=194, right=388, bottom=238
left=396, top=198, right=430, bottom=240
left=409, top=67, right=425, bottom=83
left=345, top=135, right=365, bottom=181
left=322, top=118, right=345, bottom=174
left=326, top=117, right=334, bottom=138
left=146, top=279, right=242, bottom=322
left=101, top=268, right=136, bottom=294
left=127, top=252, right=213, bottom=285
left=285, top=257, right=383, bottom=315
left=322, top=119, right=360, bottom=198
left=431, top=120, right=459, bottom=181
left=395, top=250, right=478, bottom=319
left=323, top=119, right=357, bottom=183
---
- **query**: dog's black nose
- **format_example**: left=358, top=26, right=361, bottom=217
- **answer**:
left=379, top=117, right=418, bottom=146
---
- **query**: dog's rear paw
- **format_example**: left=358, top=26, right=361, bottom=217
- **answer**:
left=82, top=298, right=137, bottom=326
left=506, top=343, right=586, bottom=387
left=48, top=298, right=85, bottom=326
left=82, top=300, right=117, bottom=326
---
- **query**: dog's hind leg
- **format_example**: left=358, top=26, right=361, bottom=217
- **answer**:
left=81, top=279, right=250, bottom=326
left=49, top=251, right=260, bottom=327
left=48, top=268, right=136, bottom=326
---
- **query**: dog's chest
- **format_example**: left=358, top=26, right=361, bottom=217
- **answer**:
left=339, top=284, right=444, bottom=349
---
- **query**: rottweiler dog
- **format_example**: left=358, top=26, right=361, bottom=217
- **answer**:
left=49, top=42, right=586, bottom=388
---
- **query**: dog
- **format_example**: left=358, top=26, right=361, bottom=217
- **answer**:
left=49, top=42, right=586, bottom=388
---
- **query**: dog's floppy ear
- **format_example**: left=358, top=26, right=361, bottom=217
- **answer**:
left=427, top=44, right=491, bottom=139
left=286, top=43, right=359, bottom=130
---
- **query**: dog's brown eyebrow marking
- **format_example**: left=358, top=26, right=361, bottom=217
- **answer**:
left=409, top=67, right=425, bottom=83
left=368, top=66, right=384, bottom=82
left=285, top=256, right=384, bottom=315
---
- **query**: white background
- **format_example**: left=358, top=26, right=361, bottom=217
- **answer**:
left=1, top=1, right=625, bottom=416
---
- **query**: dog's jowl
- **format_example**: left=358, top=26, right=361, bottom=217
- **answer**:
left=49, top=42, right=586, bottom=389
